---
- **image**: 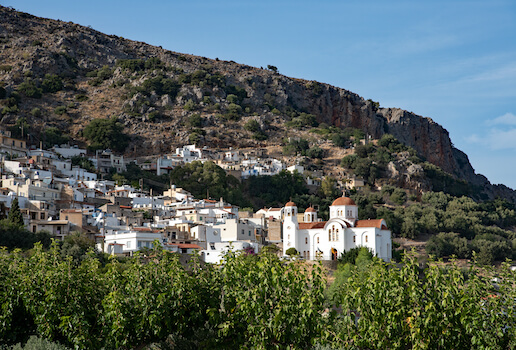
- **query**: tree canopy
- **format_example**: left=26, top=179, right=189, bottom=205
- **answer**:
left=83, top=117, right=129, bottom=152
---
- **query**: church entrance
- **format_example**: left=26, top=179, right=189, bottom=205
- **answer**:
left=331, top=248, right=338, bottom=260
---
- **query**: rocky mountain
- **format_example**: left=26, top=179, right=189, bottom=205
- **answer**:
left=1, top=5, right=515, bottom=202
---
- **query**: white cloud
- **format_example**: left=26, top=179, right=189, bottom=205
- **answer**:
left=487, top=112, right=516, bottom=126
left=467, top=127, right=516, bottom=150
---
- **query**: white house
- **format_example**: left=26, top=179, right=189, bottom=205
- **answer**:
left=282, top=197, right=392, bottom=261
left=201, top=241, right=260, bottom=264
left=102, top=227, right=163, bottom=255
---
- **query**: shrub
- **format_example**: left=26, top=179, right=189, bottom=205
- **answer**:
left=252, top=131, right=268, bottom=141
left=41, top=74, right=64, bottom=93
left=226, top=94, right=239, bottom=104
left=75, top=94, right=88, bottom=101
left=30, top=107, right=42, bottom=117
left=54, top=106, right=67, bottom=115
left=188, top=114, right=202, bottom=128
left=225, top=85, right=247, bottom=103
left=306, top=146, right=325, bottom=159
left=137, top=76, right=180, bottom=98
left=283, top=138, right=309, bottom=156
left=144, top=57, right=164, bottom=70
left=286, top=113, right=318, bottom=129
left=285, top=247, right=298, bottom=256
left=183, top=99, right=196, bottom=111
left=44, top=127, right=70, bottom=148
left=244, top=119, right=260, bottom=133
left=17, top=78, right=42, bottom=98
left=116, top=58, right=145, bottom=72
left=331, top=133, right=348, bottom=148
left=390, top=188, right=407, bottom=205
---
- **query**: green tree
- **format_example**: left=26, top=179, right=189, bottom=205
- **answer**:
left=244, top=119, right=261, bottom=133
left=44, top=127, right=70, bottom=148
left=267, top=65, right=278, bottom=73
left=41, top=74, right=64, bottom=93
left=8, top=198, right=24, bottom=228
left=320, top=177, right=339, bottom=198
left=17, top=78, right=42, bottom=98
left=285, top=247, right=298, bottom=256
left=83, top=117, right=129, bottom=152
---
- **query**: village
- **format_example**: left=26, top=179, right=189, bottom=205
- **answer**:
left=0, top=129, right=391, bottom=263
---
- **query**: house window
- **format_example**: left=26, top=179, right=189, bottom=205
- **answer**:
left=127, top=241, right=131, bottom=249
left=138, top=241, right=142, bottom=248
left=249, top=231, right=251, bottom=236
left=242, top=229, right=245, bottom=236
left=40, top=213, right=45, bottom=220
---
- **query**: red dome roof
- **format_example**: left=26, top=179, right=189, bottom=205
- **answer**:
left=285, top=201, right=296, bottom=207
left=331, top=197, right=356, bottom=206
left=305, top=207, right=316, bottom=213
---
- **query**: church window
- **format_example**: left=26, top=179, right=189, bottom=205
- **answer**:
left=305, top=237, right=308, bottom=244
left=365, top=235, right=368, bottom=243
left=353, top=235, right=356, bottom=243
left=328, top=229, right=331, bottom=240
left=317, top=237, right=320, bottom=244
left=336, top=228, right=339, bottom=241
left=288, top=234, right=290, bottom=240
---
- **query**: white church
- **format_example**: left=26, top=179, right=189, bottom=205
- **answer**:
left=282, top=196, right=392, bottom=262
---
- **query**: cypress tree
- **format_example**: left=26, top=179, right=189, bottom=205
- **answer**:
left=8, top=197, right=24, bottom=227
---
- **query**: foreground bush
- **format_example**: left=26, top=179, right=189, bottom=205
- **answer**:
left=0, top=243, right=327, bottom=349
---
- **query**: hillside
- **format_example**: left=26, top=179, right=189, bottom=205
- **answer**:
left=0, top=5, right=515, bottom=202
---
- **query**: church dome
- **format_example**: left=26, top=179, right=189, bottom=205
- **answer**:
left=285, top=201, right=296, bottom=207
left=305, top=207, right=316, bottom=213
left=332, top=197, right=356, bottom=206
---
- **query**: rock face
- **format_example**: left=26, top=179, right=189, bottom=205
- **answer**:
left=1, top=5, right=515, bottom=201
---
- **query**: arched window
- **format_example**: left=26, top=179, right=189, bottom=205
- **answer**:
left=305, top=237, right=308, bottom=244
left=336, top=228, right=339, bottom=241
left=317, top=237, right=320, bottom=244
left=365, top=235, right=368, bottom=243
left=353, top=235, right=356, bottom=243
left=328, top=229, right=331, bottom=240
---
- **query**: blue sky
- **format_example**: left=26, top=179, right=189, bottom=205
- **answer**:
left=4, top=0, right=516, bottom=189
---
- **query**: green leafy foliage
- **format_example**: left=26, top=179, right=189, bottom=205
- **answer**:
left=17, top=78, right=42, bottom=98
left=7, top=198, right=23, bottom=228
left=132, top=75, right=180, bottom=99
left=71, top=156, right=94, bottom=172
left=328, top=254, right=516, bottom=349
left=243, top=170, right=308, bottom=208
left=282, top=138, right=309, bottom=156
left=0, top=245, right=328, bottom=349
left=83, top=117, right=129, bottom=152
left=169, top=161, right=247, bottom=206
left=286, top=112, right=318, bottom=129
left=41, top=74, right=64, bottom=93
left=43, top=127, right=70, bottom=148
left=285, top=247, right=298, bottom=256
